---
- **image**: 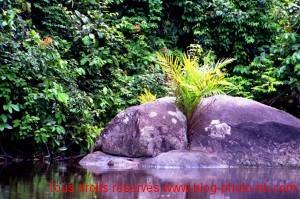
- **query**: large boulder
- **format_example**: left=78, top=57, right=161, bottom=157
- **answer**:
left=94, top=100, right=187, bottom=157
left=190, top=95, right=300, bottom=166
left=81, top=95, right=300, bottom=168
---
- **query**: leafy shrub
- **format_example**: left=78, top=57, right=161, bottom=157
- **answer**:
left=0, top=5, right=101, bottom=154
left=179, top=0, right=278, bottom=64
left=229, top=0, right=300, bottom=116
left=0, top=0, right=169, bottom=156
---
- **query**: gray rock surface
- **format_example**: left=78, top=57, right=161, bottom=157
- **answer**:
left=94, top=101, right=187, bottom=157
left=140, top=149, right=227, bottom=168
left=81, top=95, right=300, bottom=168
left=79, top=151, right=140, bottom=169
left=190, top=95, right=300, bottom=167
left=79, top=150, right=227, bottom=169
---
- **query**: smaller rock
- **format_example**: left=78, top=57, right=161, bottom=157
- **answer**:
left=94, top=100, right=187, bottom=158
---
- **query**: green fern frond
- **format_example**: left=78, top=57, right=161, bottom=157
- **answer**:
left=156, top=51, right=235, bottom=121
left=138, top=89, right=157, bottom=104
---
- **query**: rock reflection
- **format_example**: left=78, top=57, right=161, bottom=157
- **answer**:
left=0, top=162, right=299, bottom=199
left=84, top=166, right=300, bottom=199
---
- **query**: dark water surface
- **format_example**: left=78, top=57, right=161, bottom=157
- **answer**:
left=0, top=162, right=299, bottom=199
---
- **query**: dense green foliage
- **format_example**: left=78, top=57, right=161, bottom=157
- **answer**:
left=230, top=0, right=300, bottom=115
left=0, top=0, right=299, bottom=157
left=0, top=0, right=168, bottom=156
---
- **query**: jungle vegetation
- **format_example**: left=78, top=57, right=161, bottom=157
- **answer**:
left=0, top=0, right=299, bottom=158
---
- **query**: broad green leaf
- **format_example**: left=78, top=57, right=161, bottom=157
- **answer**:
left=54, top=139, right=60, bottom=146
left=13, top=119, right=21, bottom=124
left=56, top=126, right=66, bottom=134
left=3, top=105, right=8, bottom=111
left=76, top=67, right=86, bottom=75
left=82, top=36, right=92, bottom=45
left=1, top=114, right=7, bottom=123
left=103, top=87, right=108, bottom=95
left=57, top=93, right=69, bottom=102
left=2, top=21, right=8, bottom=27
left=26, top=2, right=32, bottom=12
left=55, top=112, right=60, bottom=119
left=10, top=104, right=19, bottom=112
left=0, top=124, right=5, bottom=131
left=80, top=57, right=88, bottom=65
left=5, top=124, right=12, bottom=130
left=74, top=10, right=81, bottom=17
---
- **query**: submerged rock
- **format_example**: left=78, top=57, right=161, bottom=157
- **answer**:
left=79, top=150, right=227, bottom=169
left=140, top=149, right=227, bottom=168
left=94, top=100, right=187, bottom=157
left=79, top=151, right=140, bottom=169
left=190, top=95, right=300, bottom=167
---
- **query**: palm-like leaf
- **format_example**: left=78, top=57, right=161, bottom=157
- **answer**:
left=156, top=52, right=234, bottom=122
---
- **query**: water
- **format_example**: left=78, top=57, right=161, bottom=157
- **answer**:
left=0, top=162, right=299, bottom=199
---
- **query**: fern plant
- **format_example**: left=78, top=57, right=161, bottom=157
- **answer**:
left=138, top=88, right=157, bottom=104
left=156, top=51, right=234, bottom=136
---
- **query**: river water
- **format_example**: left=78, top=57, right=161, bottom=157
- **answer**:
left=0, top=162, right=299, bottom=199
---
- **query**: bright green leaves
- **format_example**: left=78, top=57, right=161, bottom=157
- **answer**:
left=1, top=114, right=8, bottom=123
left=57, top=93, right=69, bottom=103
left=103, top=87, right=108, bottom=95
left=54, top=111, right=66, bottom=125
left=0, top=1, right=102, bottom=154
left=295, top=64, right=300, bottom=72
left=82, top=36, right=93, bottom=46
left=1, top=0, right=166, bottom=155
left=148, top=0, right=163, bottom=21
left=3, top=101, right=20, bottom=113
left=0, top=107, right=13, bottom=131
left=12, top=119, right=21, bottom=128
left=58, top=147, right=68, bottom=151
left=0, top=102, right=19, bottom=132
left=0, top=8, right=20, bottom=29
left=0, top=123, right=12, bottom=131
left=80, top=57, right=89, bottom=65
left=233, top=65, right=251, bottom=75
left=44, top=83, right=70, bottom=103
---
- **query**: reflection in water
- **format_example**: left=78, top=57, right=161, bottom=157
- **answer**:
left=0, top=162, right=299, bottom=199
